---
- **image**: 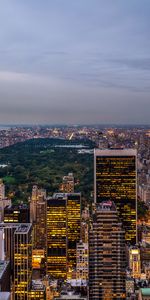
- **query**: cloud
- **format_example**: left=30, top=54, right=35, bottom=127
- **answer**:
left=0, top=1, right=150, bottom=123
left=111, top=58, right=150, bottom=71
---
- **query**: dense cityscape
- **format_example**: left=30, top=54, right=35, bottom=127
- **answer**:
left=0, top=125, right=150, bottom=299
left=0, top=0, right=149, bottom=299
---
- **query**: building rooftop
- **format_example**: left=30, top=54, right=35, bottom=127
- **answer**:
left=54, top=193, right=80, bottom=199
left=48, top=193, right=81, bottom=200
left=141, top=288, right=150, bottom=296
left=31, top=280, right=45, bottom=291
left=0, top=261, right=9, bottom=280
left=94, top=148, right=137, bottom=156
left=14, top=223, right=32, bottom=234
left=0, top=223, right=20, bottom=229
left=97, top=200, right=116, bottom=211
left=0, top=292, right=10, bottom=300
left=5, top=203, right=29, bottom=210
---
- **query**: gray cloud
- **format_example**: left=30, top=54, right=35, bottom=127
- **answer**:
left=0, top=0, right=150, bottom=124
left=111, top=58, right=150, bottom=71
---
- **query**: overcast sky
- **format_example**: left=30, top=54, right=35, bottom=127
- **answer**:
left=0, top=0, right=150, bottom=124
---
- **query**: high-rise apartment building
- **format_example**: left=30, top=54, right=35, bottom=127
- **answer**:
left=94, top=148, right=137, bottom=244
left=67, top=193, right=81, bottom=276
left=14, top=224, right=32, bottom=300
left=46, top=193, right=81, bottom=279
left=60, top=173, right=74, bottom=193
left=89, top=201, right=126, bottom=300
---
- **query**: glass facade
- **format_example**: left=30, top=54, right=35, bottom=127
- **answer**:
left=95, top=149, right=137, bottom=244
left=46, top=199, right=67, bottom=278
left=46, top=193, right=81, bottom=279
left=67, top=194, right=81, bottom=275
left=14, top=224, right=32, bottom=300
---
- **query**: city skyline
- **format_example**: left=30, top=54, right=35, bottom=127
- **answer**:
left=0, top=1, right=150, bottom=124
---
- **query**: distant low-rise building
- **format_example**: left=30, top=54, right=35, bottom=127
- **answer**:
left=60, top=173, right=74, bottom=193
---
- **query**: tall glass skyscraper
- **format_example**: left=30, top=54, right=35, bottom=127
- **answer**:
left=94, top=148, right=137, bottom=244
left=14, top=224, right=32, bottom=300
left=46, top=193, right=81, bottom=279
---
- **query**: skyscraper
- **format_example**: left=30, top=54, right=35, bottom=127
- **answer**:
left=89, top=201, right=126, bottom=300
left=46, top=193, right=81, bottom=279
left=14, top=224, right=32, bottom=300
left=34, top=197, right=46, bottom=250
left=30, top=185, right=46, bottom=224
left=30, top=186, right=46, bottom=252
left=46, top=195, right=67, bottom=278
left=67, top=193, right=81, bottom=276
left=94, top=148, right=137, bottom=244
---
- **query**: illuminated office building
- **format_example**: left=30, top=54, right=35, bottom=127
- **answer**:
left=32, top=249, right=45, bottom=270
left=46, top=195, right=67, bottom=278
left=4, top=204, right=30, bottom=223
left=46, top=193, right=81, bottom=279
left=67, top=193, right=81, bottom=276
left=89, top=201, right=126, bottom=300
left=14, top=224, right=32, bottom=300
left=94, top=148, right=137, bottom=244
left=60, top=173, right=74, bottom=193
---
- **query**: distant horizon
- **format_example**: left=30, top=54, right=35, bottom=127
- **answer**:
left=0, top=123, right=150, bottom=128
